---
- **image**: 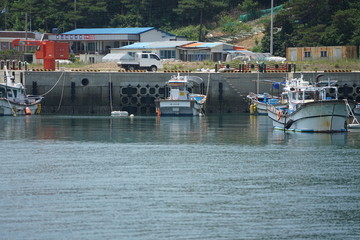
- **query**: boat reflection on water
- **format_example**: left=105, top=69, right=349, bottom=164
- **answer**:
left=154, top=116, right=209, bottom=143
left=109, top=115, right=209, bottom=144
left=272, top=130, right=347, bottom=146
left=1, top=115, right=360, bottom=148
left=248, top=114, right=352, bottom=147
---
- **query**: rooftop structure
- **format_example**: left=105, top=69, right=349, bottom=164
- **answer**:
left=107, top=41, right=247, bottom=62
left=48, top=27, right=186, bottom=56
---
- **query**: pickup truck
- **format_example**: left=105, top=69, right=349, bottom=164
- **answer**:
left=117, top=53, right=163, bottom=72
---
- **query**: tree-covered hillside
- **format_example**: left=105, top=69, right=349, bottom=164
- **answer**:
left=262, top=0, right=360, bottom=56
left=0, top=0, right=285, bottom=33
left=0, top=0, right=359, bottom=57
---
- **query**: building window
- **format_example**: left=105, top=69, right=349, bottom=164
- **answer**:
left=304, top=51, right=311, bottom=58
left=187, top=52, right=210, bottom=61
left=87, top=42, right=95, bottom=52
left=321, top=51, right=328, bottom=57
left=160, top=50, right=176, bottom=59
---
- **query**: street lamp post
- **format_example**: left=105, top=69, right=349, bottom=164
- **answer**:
left=74, top=0, right=77, bottom=28
left=270, top=0, right=274, bottom=55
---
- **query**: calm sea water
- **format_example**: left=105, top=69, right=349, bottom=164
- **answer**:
left=1, top=114, right=360, bottom=240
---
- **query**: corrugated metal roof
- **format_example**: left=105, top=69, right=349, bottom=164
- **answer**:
left=62, top=27, right=156, bottom=35
left=118, top=41, right=194, bottom=49
left=198, top=43, right=222, bottom=48
left=183, top=42, right=204, bottom=47
left=181, top=42, right=223, bottom=48
left=146, top=41, right=194, bottom=48
left=120, top=42, right=153, bottom=49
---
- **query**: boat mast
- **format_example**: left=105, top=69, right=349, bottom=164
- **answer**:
left=270, top=0, right=274, bottom=55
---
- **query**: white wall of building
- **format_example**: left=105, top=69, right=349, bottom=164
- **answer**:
left=140, top=29, right=175, bottom=42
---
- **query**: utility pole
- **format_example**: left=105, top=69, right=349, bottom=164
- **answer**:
left=270, top=0, right=274, bottom=55
left=198, top=8, right=203, bottom=42
left=3, top=6, right=7, bottom=30
left=74, top=0, right=77, bottom=28
left=25, top=12, right=28, bottom=52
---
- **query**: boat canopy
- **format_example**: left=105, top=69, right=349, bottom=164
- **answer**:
left=167, top=74, right=204, bottom=86
left=186, top=76, right=203, bottom=85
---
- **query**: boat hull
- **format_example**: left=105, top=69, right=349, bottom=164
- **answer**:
left=354, top=105, right=360, bottom=116
left=0, top=99, right=41, bottom=116
left=268, top=100, right=348, bottom=132
left=254, top=101, right=268, bottom=115
left=155, top=100, right=202, bottom=116
left=251, top=101, right=286, bottom=115
left=247, top=93, right=284, bottom=115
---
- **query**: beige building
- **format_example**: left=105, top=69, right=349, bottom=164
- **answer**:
left=286, top=46, right=358, bottom=61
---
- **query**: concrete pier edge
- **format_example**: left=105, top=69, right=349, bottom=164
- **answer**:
left=12, top=71, right=360, bottom=115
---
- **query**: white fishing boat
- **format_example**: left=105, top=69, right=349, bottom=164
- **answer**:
left=0, top=66, right=43, bottom=116
left=267, top=74, right=349, bottom=132
left=353, top=103, right=360, bottom=116
left=247, top=92, right=284, bottom=115
left=155, top=74, right=207, bottom=116
left=344, top=100, right=360, bottom=129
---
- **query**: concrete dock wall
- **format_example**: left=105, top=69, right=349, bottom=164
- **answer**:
left=15, top=71, right=360, bottom=115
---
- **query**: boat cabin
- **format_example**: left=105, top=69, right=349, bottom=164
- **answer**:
left=167, top=80, right=190, bottom=100
left=0, top=85, right=27, bottom=103
left=285, top=77, right=339, bottom=111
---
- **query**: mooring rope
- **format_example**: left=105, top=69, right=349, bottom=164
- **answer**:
left=40, top=70, right=65, bottom=97
left=55, top=72, right=66, bottom=112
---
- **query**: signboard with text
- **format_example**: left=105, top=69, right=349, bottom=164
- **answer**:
left=56, top=34, right=95, bottom=40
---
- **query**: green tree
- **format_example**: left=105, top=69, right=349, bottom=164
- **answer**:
left=75, top=0, right=108, bottom=28
left=238, top=0, right=259, bottom=21
left=171, top=25, right=207, bottom=41
left=175, top=0, right=227, bottom=41
left=263, top=0, right=360, bottom=56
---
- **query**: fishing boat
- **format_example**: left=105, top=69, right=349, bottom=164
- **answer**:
left=344, top=100, right=360, bottom=129
left=155, top=74, right=207, bottom=116
left=267, top=74, right=349, bottom=132
left=353, top=103, right=360, bottom=116
left=247, top=92, right=284, bottom=115
left=0, top=66, right=43, bottom=116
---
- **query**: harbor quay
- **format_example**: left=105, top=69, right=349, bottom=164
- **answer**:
left=11, top=71, right=360, bottom=115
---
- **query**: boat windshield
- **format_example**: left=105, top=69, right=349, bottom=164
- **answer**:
left=0, top=87, right=5, bottom=98
left=7, top=89, right=12, bottom=98
left=304, top=91, right=316, bottom=100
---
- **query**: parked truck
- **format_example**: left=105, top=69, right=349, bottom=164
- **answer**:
left=117, top=52, right=163, bottom=72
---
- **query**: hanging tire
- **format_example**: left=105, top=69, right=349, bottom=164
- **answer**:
left=128, top=66, right=135, bottom=71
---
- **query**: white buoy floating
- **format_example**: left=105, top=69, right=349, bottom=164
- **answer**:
left=111, top=111, right=129, bottom=117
